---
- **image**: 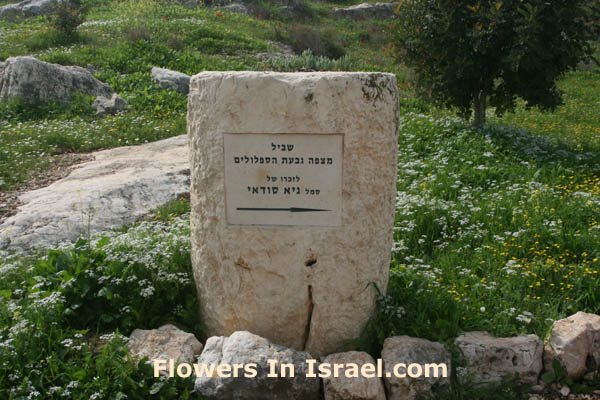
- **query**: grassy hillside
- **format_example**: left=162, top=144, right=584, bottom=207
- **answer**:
left=1, top=0, right=599, bottom=398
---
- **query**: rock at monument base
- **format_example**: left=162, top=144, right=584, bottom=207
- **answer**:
left=382, top=336, right=451, bottom=400
left=195, top=331, right=321, bottom=400
left=543, top=312, right=600, bottom=381
left=455, top=331, right=543, bottom=386
left=322, top=351, right=386, bottom=400
left=0, top=135, right=189, bottom=251
left=151, top=67, right=191, bottom=95
left=188, top=71, right=399, bottom=358
left=0, top=56, right=113, bottom=103
left=93, top=93, right=127, bottom=116
left=128, top=324, right=203, bottom=366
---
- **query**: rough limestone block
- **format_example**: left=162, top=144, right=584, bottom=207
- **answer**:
left=382, top=336, right=451, bottom=400
left=322, top=351, right=386, bottom=400
left=188, top=71, right=399, bottom=357
left=195, top=331, right=320, bottom=399
left=544, top=312, right=600, bottom=380
left=456, top=331, right=543, bottom=386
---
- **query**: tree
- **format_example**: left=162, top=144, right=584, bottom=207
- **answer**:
left=393, top=0, right=598, bottom=126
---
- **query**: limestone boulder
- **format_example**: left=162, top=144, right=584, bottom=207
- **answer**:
left=382, top=336, right=451, bottom=400
left=0, top=135, right=189, bottom=251
left=195, top=331, right=321, bottom=399
left=456, top=331, right=543, bottom=386
left=188, top=71, right=399, bottom=358
left=93, top=93, right=127, bottom=116
left=0, top=56, right=113, bottom=103
left=0, top=0, right=55, bottom=21
left=333, top=2, right=397, bottom=19
left=322, top=351, right=386, bottom=400
left=150, top=67, right=190, bottom=95
left=128, top=324, right=203, bottom=365
left=544, top=312, right=600, bottom=380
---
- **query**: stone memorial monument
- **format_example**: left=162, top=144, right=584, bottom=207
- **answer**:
left=188, top=71, right=399, bottom=357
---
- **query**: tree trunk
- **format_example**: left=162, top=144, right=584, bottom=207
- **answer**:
left=473, top=88, right=487, bottom=127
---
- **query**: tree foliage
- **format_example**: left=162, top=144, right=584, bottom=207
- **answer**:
left=393, top=0, right=598, bottom=126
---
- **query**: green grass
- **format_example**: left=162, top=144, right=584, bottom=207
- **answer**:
left=1, top=0, right=600, bottom=397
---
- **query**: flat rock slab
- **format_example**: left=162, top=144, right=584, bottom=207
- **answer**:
left=188, top=71, right=399, bottom=358
left=0, top=135, right=189, bottom=252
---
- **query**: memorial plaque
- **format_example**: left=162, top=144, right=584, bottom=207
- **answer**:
left=188, top=71, right=399, bottom=358
left=223, top=133, right=343, bottom=227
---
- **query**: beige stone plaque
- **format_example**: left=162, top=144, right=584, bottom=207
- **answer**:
left=223, top=133, right=343, bottom=227
left=188, top=71, right=399, bottom=358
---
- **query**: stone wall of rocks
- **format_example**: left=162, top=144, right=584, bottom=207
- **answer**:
left=127, top=312, right=600, bottom=399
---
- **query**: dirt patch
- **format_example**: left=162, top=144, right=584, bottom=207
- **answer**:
left=0, top=152, right=95, bottom=224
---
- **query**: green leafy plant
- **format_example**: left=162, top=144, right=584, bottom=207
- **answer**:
left=50, top=0, right=89, bottom=37
left=393, top=0, right=598, bottom=126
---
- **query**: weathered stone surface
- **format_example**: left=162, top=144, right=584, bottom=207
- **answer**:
left=0, top=56, right=113, bottom=103
left=382, top=336, right=451, bottom=400
left=0, top=135, right=189, bottom=251
left=93, top=93, right=127, bottom=116
left=151, top=67, right=190, bottom=95
left=0, top=0, right=55, bottom=21
left=333, top=2, right=396, bottom=19
left=188, top=71, right=399, bottom=358
left=128, top=324, right=203, bottom=365
left=544, top=312, right=600, bottom=380
left=195, top=331, right=320, bottom=399
left=322, top=351, right=386, bottom=400
left=456, top=331, right=543, bottom=386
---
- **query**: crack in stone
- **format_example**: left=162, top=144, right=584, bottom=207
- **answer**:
left=302, top=285, right=314, bottom=352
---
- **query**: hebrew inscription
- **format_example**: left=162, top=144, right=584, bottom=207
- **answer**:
left=224, top=133, right=343, bottom=226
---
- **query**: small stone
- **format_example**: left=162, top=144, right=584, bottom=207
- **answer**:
left=93, top=93, right=127, bottom=116
left=544, top=312, right=600, bottom=381
left=382, top=336, right=451, bottom=400
left=322, top=351, right=386, bottom=400
left=560, top=385, right=571, bottom=397
left=195, top=331, right=320, bottom=399
left=455, top=331, right=543, bottom=386
left=530, top=383, right=547, bottom=393
left=150, top=67, right=190, bottom=95
left=128, top=324, right=202, bottom=366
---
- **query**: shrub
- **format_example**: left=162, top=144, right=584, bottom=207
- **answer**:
left=166, top=36, right=184, bottom=50
left=286, top=25, right=345, bottom=59
left=49, top=0, right=89, bottom=37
